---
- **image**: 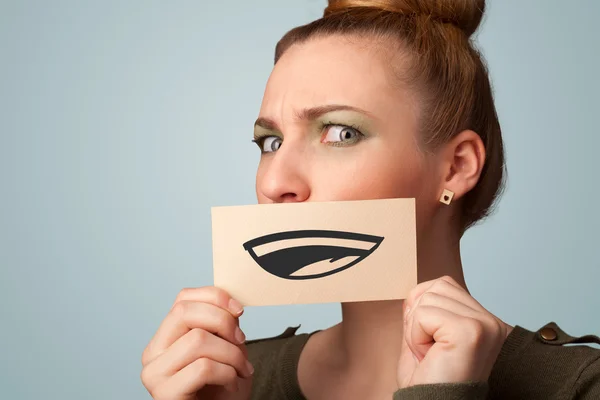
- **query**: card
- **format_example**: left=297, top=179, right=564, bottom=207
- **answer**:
left=211, top=198, right=417, bottom=306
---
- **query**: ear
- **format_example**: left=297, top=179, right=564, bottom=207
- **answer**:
left=437, top=130, right=486, bottom=202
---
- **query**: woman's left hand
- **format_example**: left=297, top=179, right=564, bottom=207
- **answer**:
left=397, top=276, right=512, bottom=389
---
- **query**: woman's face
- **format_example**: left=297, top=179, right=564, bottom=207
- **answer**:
left=254, top=35, right=443, bottom=227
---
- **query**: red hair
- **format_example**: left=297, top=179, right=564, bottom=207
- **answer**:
left=275, top=0, right=505, bottom=232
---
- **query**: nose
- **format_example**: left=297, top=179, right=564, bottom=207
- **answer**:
left=257, top=143, right=310, bottom=203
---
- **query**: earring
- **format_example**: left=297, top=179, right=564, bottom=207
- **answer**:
left=440, top=189, right=454, bottom=205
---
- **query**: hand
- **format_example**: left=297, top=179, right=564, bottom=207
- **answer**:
left=141, top=286, right=254, bottom=400
left=397, top=276, right=511, bottom=388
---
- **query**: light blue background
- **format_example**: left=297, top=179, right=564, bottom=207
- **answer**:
left=1, top=1, right=598, bottom=399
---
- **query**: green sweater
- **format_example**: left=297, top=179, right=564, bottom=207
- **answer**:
left=246, top=322, right=600, bottom=399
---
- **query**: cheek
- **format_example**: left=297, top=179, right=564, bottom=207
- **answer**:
left=310, top=145, right=427, bottom=202
left=310, top=145, right=441, bottom=235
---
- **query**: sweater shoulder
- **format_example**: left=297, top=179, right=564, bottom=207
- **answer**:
left=246, top=326, right=312, bottom=400
left=490, top=322, right=600, bottom=399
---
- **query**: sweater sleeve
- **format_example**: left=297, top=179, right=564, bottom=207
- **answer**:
left=392, top=382, right=488, bottom=400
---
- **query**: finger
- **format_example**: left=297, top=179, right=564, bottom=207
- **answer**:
left=407, top=305, right=462, bottom=361
left=143, top=328, right=253, bottom=387
left=151, top=358, right=238, bottom=399
left=406, top=276, right=464, bottom=306
left=404, top=278, right=445, bottom=312
left=144, top=302, right=244, bottom=366
left=433, top=279, right=485, bottom=313
left=415, top=279, right=506, bottom=328
left=405, top=279, right=436, bottom=308
left=228, top=310, right=249, bottom=360
left=437, top=275, right=464, bottom=289
left=406, top=276, right=483, bottom=314
left=172, top=286, right=244, bottom=316
left=411, top=292, right=480, bottom=319
left=143, top=286, right=244, bottom=366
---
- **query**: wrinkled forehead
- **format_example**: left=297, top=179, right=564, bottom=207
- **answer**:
left=260, top=35, right=412, bottom=121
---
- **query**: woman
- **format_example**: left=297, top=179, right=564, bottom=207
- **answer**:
left=140, top=1, right=600, bottom=399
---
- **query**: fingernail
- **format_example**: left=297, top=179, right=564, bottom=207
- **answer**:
left=235, top=326, right=246, bottom=344
left=404, top=307, right=411, bottom=323
left=245, top=360, right=254, bottom=376
left=229, top=298, right=244, bottom=315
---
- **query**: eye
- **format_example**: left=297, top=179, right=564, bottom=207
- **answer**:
left=322, top=125, right=362, bottom=144
left=256, top=136, right=282, bottom=153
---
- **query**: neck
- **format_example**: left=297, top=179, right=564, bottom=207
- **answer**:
left=332, top=225, right=466, bottom=388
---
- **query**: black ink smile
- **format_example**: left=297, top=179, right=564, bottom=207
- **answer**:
left=242, top=230, right=384, bottom=280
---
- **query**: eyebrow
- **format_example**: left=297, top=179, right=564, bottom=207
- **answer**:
left=254, top=104, right=374, bottom=131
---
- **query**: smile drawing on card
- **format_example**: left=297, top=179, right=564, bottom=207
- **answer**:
left=242, top=229, right=385, bottom=280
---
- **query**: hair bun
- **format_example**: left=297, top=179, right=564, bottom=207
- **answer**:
left=325, top=0, right=485, bottom=37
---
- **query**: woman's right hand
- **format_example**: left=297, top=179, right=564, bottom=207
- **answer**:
left=141, top=286, right=254, bottom=400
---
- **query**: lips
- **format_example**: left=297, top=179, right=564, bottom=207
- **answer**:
left=242, top=230, right=384, bottom=280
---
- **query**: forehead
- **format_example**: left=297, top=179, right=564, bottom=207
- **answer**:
left=260, top=35, right=412, bottom=119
